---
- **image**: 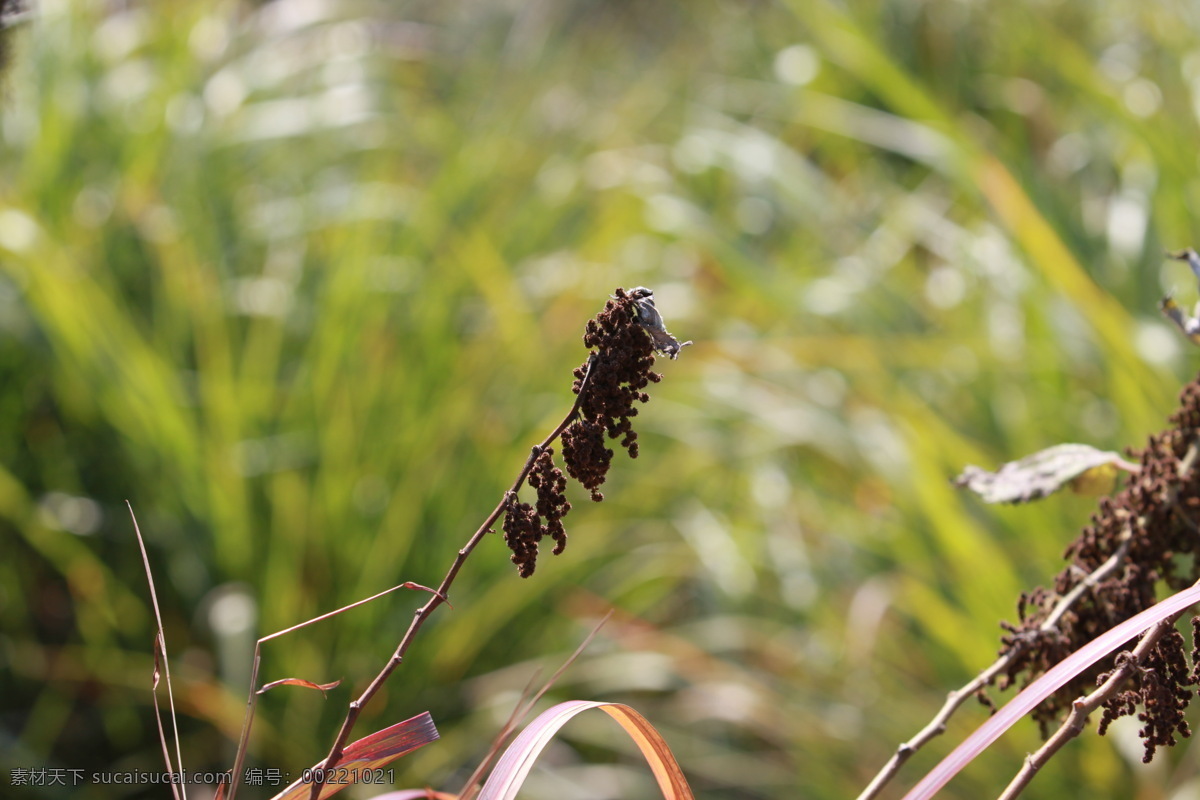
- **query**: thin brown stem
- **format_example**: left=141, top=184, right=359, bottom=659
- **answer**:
left=855, top=530, right=1132, bottom=800
left=128, top=502, right=185, bottom=800
left=304, top=354, right=598, bottom=799
left=226, top=582, right=419, bottom=800
left=226, top=651, right=261, bottom=800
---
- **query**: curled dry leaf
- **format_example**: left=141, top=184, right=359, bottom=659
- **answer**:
left=953, top=443, right=1135, bottom=505
left=257, top=677, right=343, bottom=696
left=401, top=581, right=451, bottom=607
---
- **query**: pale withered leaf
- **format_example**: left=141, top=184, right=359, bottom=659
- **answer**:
left=954, top=443, right=1133, bottom=504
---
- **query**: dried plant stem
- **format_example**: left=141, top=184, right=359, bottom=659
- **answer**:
left=1165, top=437, right=1200, bottom=515
left=128, top=501, right=186, bottom=800
left=305, top=355, right=598, bottom=800
left=998, top=613, right=1186, bottom=800
left=855, top=533, right=1132, bottom=800
left=226, top=582, right=423, bottom=800
left=860, top=436, right=1200, bottom=800
left=997, top=438, right=1200, bottom=799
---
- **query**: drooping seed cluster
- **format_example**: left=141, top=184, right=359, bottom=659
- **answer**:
left=501, top=497, right=540, bottom=579
left=997, top=376, right=1200, bottom=758
left=1095, top=628, right=1193, bottom=760
left=562, top=288, right=661, bottom=500
left=501, top=288, right=684, bottom=577
left=560, top=417, right=613, bottom=501
left=502, top=449, right=571, bottom=578
left=529, top=448, right=570, bottom=557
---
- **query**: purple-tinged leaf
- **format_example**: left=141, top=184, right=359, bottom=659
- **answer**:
left=476, top=700, right=693, bottom=800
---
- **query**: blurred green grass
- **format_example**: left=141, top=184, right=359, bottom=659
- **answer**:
left=3, top=1, right=1200, bottom=798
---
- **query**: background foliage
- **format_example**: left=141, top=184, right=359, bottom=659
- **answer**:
left=3, top=0, right=1200, bottom=797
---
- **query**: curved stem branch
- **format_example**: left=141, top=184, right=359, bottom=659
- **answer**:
left=304, top=354, right=598, bottom=799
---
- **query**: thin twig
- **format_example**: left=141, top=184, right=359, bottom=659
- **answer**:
left=128, top=501, right=186, bottom=800
left=226, top=582, right=428, bottom=800
left=305, top=354, right=599, bottom=799
left=855, top=531, right=1132, bottom=800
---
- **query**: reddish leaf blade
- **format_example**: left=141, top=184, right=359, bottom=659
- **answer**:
left=269, top=712, right=440, bottom=800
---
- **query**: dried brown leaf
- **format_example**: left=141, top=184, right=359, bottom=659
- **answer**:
left=257, top=677, right=343, bottom=696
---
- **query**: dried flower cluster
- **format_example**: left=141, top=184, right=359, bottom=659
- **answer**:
left=501, top=288, right=688, bottom=576
left=998, top=376, right=1200, bottom=758
left=502, top=449, right=570, bottom=578
left=561, top=288, right=663, bottom=499
left=1096, top=628, right=1193, bottom=756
